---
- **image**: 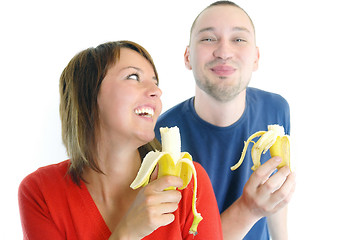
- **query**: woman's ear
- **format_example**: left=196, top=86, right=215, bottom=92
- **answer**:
left=184, top=46, right=192, bottom=70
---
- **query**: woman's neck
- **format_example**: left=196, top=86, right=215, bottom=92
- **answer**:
left=83, top=147, right=142, bottom=232
left=83, top=137, right=142, bottom=201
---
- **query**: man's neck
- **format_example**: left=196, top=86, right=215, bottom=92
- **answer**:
left=194, top=87, right=246, bottom=127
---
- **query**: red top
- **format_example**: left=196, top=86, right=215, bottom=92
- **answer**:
left=18, top=160, right=223, bottom=240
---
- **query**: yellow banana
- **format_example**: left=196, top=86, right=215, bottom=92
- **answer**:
left=130, top=126, right=203, bottom=235
left=231, top=124, right=290, bottom=171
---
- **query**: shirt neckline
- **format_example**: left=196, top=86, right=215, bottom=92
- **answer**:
left=187, top=96, right=249, bottom=132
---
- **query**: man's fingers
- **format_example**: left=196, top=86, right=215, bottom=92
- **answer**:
left=266, top=171, right=296, bottom=212
left=249, top=157, right=282, bottom=187
left=242, top=158, right=296, bottom=216
left=272, top=171, right=296, bottom=203
left=259, top=165, right=291, bottom=194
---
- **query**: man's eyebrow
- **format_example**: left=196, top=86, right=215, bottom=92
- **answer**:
left=196, top=26, right=251, bottom=35
left=197, top=27, right=215, bottom=34
left=233, top=26, right=251, bottom=33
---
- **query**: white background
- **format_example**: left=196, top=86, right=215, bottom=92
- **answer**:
left=1, top=0, right=358, bottom=239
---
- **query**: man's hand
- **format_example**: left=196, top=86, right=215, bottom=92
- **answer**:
left=242, top=157, right=295, bottom=218
left=221, top=157, right=296, bottom=240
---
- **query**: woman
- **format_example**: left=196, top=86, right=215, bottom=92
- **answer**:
left=18, top=41, right=223, bottom=239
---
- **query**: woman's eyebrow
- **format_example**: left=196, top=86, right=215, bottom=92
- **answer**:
left=120, top=66, right=143, bottom=72
left=120, top=66, right=158, bottom=84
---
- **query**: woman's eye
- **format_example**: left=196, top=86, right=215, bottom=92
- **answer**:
left=154, top=78, right=159, bottom=86
left=127, top=73, right=139, bottom=81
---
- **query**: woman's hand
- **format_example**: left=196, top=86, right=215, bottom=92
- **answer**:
left=111, top=175, right=183, bottom=240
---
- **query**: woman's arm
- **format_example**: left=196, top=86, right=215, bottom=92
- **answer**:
left=18, top=174, right=64, bottom=240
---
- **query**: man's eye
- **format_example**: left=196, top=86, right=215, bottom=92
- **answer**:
left=201, top=38, right=215, bottom=42
left=235, top=38, right=246, bottom=42
left=127, top=73, right=139, bottom=81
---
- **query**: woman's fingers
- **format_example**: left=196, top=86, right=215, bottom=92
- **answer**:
left=150, top=175, right=184, bottom=192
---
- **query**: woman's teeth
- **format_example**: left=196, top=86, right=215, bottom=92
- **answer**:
left=135, top=107, right=154, bottom=117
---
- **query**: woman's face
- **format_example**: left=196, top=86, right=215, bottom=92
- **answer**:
left=97, top=48, right=162, bottom=147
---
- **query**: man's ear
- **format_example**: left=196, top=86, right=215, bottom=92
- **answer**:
left=184, top=46, right=192, bottom=70
left=253, top=46, right=260, bottom=71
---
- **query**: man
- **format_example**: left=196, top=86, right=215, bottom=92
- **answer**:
left=155, top=1, right=296, bottom=239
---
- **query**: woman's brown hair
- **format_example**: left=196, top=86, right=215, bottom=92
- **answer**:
left=59, top=40, right=161, bottom=185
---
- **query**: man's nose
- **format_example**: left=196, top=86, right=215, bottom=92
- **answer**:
left=213, top=40, right=234, bottom=60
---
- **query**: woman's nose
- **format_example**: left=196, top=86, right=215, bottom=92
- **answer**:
left=146, top=82, right=162, bottom=98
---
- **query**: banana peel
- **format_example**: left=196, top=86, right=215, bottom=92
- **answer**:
left=130, top=126, right=203, bottom=235
left=231, top=124, right=290, bottom=171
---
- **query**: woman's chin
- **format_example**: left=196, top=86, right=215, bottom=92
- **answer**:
left=137, top=131, right=156, bottom=145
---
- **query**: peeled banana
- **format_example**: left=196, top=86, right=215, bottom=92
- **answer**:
left=130, top=126, right=203, bottom=235
left=231, top=124, right=290, bottom=171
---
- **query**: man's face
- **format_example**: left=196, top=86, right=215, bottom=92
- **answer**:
left=185, top=5, right=259, bottom=102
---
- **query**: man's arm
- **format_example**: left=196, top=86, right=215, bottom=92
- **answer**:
left=221, top=157, right=296, bottom=240
left=221, top=195, right=260, bottom=240
left=268, top=206, right=288, bottom=240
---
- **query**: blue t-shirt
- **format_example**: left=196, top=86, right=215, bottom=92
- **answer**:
left=155, top=87, right=290, bottom=240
